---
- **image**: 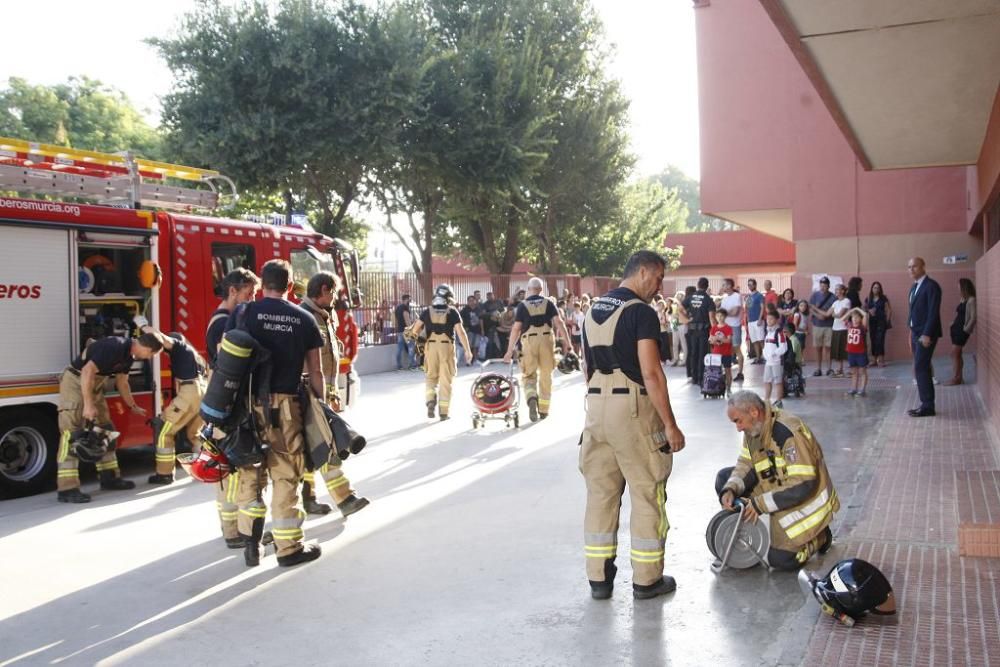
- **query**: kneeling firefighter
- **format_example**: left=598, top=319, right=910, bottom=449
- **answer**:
left=299, top=272, right=369, bottom=518
left=503, top=277, right=571, bottom=422
left=140, top=322, right=208, bottom=485
left=715, top=390, right=837, bottom=570
left=406, top=284, right=472, bottom=420
left=56, top=331, right=163, bottom=503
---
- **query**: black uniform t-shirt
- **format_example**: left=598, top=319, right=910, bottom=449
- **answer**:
left=393, top=303, right=412, bottom=333
left=166, top=335, right=201, bottom=381
left=205, top=307, right=230, bottom=367
left=683, top=289, right=716, bottom=327
left=515, top=295, right=559, bottom=328
left=583, top=287, right=660, bottom=386
left=226, top=297, right=323, bottom=394
left=420, top=306, right=461, bottom=340
left=72, top=336, right=133, bottom=376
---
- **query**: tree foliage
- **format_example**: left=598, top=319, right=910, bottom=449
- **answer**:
left=650, top=165, right=734, bottom=232
left=0, top=77, right=162, bottom=157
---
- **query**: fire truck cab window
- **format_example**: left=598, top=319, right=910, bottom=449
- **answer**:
left=211, top=243, right=255, bottom=297
left=290, top=247, right=335, bottom=297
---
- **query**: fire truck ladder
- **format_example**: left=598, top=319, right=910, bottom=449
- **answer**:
left=0, top=136, right=237, bottom=211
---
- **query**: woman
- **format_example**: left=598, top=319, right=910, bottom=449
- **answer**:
left=777, top=288, right=796, bottom=326
left=670, top=291, right=689, bottom=367
left=944, top=278, right=977, bottom=385
left=847, top=276, right=864, bottom=309
left=865, top=282, right=892, bottom=367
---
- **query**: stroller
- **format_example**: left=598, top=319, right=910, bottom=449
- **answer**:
left=702, top=353, right=726, bottom=399
left=783, top=355, right=806, bottom=398
left=470, top=359, right=521, bottom=429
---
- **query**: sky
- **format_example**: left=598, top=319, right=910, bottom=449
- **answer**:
left=0, top=0, right=702, bottom=180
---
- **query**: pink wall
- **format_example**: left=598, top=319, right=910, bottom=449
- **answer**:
left=664, top=229, right=795, bottom=267
left=696, top=0, right=967, bottom=243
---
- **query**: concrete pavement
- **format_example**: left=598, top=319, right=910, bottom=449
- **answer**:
left=0, top=360, right=900, bottom=666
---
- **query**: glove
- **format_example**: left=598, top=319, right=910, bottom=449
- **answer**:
left=133, top=315, right=149, bottom=329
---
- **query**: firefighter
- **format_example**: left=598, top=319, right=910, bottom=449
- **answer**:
left=682, top=277, right=716, bottom=386
left=716, top=390, right=837, bottom=570
left=406, top=284, right=472, bottom=420
left=299, top=271, right=370, bottom=518
left=335, top=301, right=361, bottom=410
left=503, top=277, right=571, bottom=421
left=205, top=268, right=260, bottom=548
left=140, top=323, right=208, bottom=485
left=580, top=251, right=686, bottom=600
left=56, top=333, right=164, bottom=503
left=225, top=259, right=324, bottom=568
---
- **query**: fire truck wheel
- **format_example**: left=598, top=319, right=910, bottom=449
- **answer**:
left=0, top=409, right=58, bottom=499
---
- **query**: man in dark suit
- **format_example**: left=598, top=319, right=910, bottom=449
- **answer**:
left=907, top=257, right=942, bottom=417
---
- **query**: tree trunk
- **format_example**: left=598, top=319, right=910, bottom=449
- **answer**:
left=500, top=205, right=520, bottom=273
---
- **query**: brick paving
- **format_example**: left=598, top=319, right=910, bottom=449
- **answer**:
left=802, top=383, right=1000, bottom=666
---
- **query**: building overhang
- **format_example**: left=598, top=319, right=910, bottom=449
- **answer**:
left=709, top=209, right=793, bottom=242
left=759, top=0, right=1000, bottom=170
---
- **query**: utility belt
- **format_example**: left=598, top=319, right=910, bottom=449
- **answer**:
left=177, top=379, right=200, bottom=387
left=523, top=331, right=551, bottom=338
left=588, top=386, right=647, bottom=396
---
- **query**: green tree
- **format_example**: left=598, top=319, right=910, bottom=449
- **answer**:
left=650, top=165, right=734, bottom=232
left=0, top=76, right=161, bottom=156
left=561, top=178, right=686, bottom=276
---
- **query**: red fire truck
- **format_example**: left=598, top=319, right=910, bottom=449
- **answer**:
left=0, top=137, right=360, bottom=498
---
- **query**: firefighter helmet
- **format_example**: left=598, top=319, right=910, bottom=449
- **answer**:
left=434, top=284, right=455, bottom=303
left=799, top=558, right=896, bottom=625
left=179, top=444, right=231, bottom=483
left=557, top=351, right=580, bottom=374
left=70, top=423, right=118, bottom=463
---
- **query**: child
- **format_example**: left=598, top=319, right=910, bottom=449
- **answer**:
left=843, top=307, right=869, bottom=397
left=762, top=310, right=787, bottom=408
left=793, top=300, right=810, bottom=363
left=710, top=308, right=734, bottom=395
left=784, top=322, right=803, bottom=367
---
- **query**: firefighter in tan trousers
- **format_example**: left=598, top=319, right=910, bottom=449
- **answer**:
left=204, top=268, right=260, bottom=548
left=580, top=251, right=686, bottom=600
left=407, top=284, right=472, bottom=420
left=504, top=277, right=571, bottom=422
left=226, top=260, right=324, bottom=568
left=139, top=323, right=207, bottom=486
left=299, top=271, right=370, bottom=517
left=56, top=333, right=163, bottom=503
left=716, top=391, right=837, bottom=570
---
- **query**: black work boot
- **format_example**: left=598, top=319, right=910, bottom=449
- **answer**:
left=243, top=517, right=265, bottom=567
left=148, top=473, right=174, bottom=485
left=337, top=494, right=370, bottom=518
left=224, top=536, right=245, bottom=549
left=427, top=400, right=436, bottom=418
left=302, top=481, right=332, bottom=515
left=528, top=397, right=539, bottom=422
left=589, top=559, right=618, bottom=600
left=99, top=470, right=136, bottom=491
left=819, top=527, right=834, bottom=555
left=277, top=544, right=322, bottom=567
left=633, top=575, right=677, bottom=600
left=57, top=488, right=91, bottom=504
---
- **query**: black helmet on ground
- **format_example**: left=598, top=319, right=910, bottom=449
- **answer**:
left=798, top=558, right=896, bottom=626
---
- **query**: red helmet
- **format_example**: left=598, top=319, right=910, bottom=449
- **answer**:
left=178, top=445, right=230, bottom=483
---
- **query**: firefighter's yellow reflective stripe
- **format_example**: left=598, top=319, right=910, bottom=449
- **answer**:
left=780, top=489, right=838, bottom=538
left=272, top=529, right=304, bottom=540
left=585, top=546, right=617, bottom=557
left=221, top=338, right=252, bottom=358
left=786, top=465, right=816, bottom=477
left=325, top=476, right=349, bottom=490
left=739, top=447, right=751, bottom=460
left=157, top=421, right=174, bottom=459
left=58, top=470, right=78, bottom=477
left=630, top=549, right=665, bottom=557
left=778, top=488, right=830, bottom=528
left=657, top=480, right=669, bottom=539
left=95, top=461, right=118, bottom=471
left=631, top=554, right=665, bottom=563
left=753, top=456, right=787, bottom=473
left=239, top=507, right=267, bottom=518
left=58, top=431, right=70, bottom=462
left=226, top=471, right=240, bottom=504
